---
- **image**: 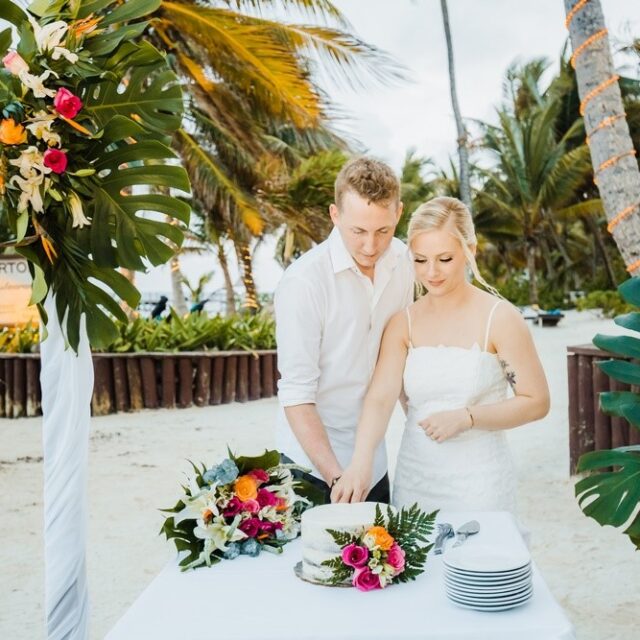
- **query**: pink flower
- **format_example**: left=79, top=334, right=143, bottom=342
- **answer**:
left=259, top=520, right=282, bottom=534
left=257, top=488, right=278, bottom=508
left=341, top=543, right=369, bottom=569
left=249, top=469, right=269, bottom=485
left=241, top=499, right=260, bottom=514
left=3, top=51, right=29, bottom=76
left=352, top=567, right=381, bottom=592
left=43, top=148, right=68, bottom=174
left=53, top=88, right=83, bottom=119
left=238, top=517, right=262, bottom=538
left=386, top=543, right=405, bottom=573
left=223, top=497, right=243, bottom=517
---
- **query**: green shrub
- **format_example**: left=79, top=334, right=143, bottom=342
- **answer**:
left=0, top=323, right=40, bottom=353
left=575, top=290, right=634, bottom=318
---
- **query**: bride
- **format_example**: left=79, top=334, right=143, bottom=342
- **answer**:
left=331, top=196, right=550, bottom=513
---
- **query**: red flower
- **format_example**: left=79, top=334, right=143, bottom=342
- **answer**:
left=238, top=517, right=262, bottom=538
left=223, top=497, right=243, bottom=518
left=43, top=148, right=67, bottom=174
left=248, top=469, right=269, bottom=485
left=257, top=488, right=278, bottom=508
left=54, top=88, right=83, bottom=119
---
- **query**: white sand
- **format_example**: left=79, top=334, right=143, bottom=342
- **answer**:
left=1, top=310, right=638, bottom=639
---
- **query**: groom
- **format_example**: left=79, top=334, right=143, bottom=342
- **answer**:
left=274, top=156, right=414, bottom=504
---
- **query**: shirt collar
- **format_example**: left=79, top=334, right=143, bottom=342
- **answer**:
left=328, top=226, right=402, bottom=275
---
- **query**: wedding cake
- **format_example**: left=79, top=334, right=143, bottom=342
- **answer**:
left=300, top=502, right=385, bottom=583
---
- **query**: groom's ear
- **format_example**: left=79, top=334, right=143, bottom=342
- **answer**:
left=396, top=201, right=404, bottom=223
left=329, top=203, right=340, bottom=225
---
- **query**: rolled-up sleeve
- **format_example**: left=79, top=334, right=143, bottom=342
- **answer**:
left=274, top=275, right=323, bottom=406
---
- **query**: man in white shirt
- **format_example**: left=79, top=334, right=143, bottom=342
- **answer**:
left=274, top=157, right=414, bottom=503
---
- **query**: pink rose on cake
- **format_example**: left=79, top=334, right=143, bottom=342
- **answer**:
left=341, top=543, right=369, bottom=569
left=352, top=567, right=381, bottom=591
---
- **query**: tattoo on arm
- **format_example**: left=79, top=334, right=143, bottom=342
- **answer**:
left=499, top=359, right=517, bottom=390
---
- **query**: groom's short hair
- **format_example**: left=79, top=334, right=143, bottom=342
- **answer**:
left=334, top=157, right=400, bottom=209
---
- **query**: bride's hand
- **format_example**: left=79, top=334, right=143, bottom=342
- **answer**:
left=419, top=408, right=472, bottom=442
left=330, top=462, right=372, bottom=503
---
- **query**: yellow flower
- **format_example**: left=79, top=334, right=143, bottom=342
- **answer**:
left=234, top=475, right=258, bottom=502
left=365, top=526, right=395, bottom=551
left=0, top=118, right=27, bottom=145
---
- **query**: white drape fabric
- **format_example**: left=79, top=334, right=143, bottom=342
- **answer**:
left=40, top=296, right=93, bottom=640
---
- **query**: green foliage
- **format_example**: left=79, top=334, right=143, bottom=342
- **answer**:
left=0, top=322, right=39, bottom=353
left=575, top=277, right=640, bottom=550
left=576, top=290, right=634, bottom=318
left=326, top=529, right=358, bottom=548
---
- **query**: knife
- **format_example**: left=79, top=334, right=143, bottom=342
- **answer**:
left=452, top=520, right=480, bottom=547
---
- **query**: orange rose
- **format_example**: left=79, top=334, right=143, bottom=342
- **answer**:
left=0, top=118, right=27, bottom=145
left=366, top=526, right=395, bottom=551
left=234, top=475, right=258, bottom=502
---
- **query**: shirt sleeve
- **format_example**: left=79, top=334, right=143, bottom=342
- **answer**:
left=274, top=275, right=324, bottom=407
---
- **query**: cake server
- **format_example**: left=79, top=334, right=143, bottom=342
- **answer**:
left=452, top=520, right=480, bottom=547
left=434, top=523, right=454, bottom=555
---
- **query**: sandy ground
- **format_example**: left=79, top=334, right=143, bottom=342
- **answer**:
left=1, top=310, right=639, bottom=640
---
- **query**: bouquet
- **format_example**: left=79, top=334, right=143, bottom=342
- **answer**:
left=161, top=449, right=321, bottom=571
left=0, top=1, right=189, bottom=350
left=322, top=504, right=437, bottom=591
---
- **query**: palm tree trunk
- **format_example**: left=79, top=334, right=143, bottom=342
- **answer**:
left=215, top=235, right=237, bottom=316
left=526, top=241, right=540, bottom=305
left=565, top=0, right=640, bottom=274
left=232, top=236, right=260, bottom=314
left=584, top=213, right=618, bottom=287
left=170, top=255, right=189, bottom=316
left=440, top=0, right=472, bottom=214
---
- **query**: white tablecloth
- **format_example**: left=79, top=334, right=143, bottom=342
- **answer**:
left=107, top=511, right=575, bottom=640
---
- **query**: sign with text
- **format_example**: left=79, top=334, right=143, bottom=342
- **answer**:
left=0, top=255, right=40, bottom=326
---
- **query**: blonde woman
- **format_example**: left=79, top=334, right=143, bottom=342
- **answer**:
left=331, top=196, right=550, bottom=514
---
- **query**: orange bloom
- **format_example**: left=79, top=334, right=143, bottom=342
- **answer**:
left=202, top=508, right=214, bottom=524
left=0, top=173, right=5, bottom=196
left=234, top=475, right=258, bottom=502
left=59, top=115, right=92, bottom=136
left=366, top=526, right=395, bottom=551
left=275, top=498, right=288, bottom=512
left=71, top=15, right=102, bottom=36
left=0, top=118, right=27, bottom=145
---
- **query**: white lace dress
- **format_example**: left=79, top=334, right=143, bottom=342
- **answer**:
left=393, top=301, right=518, bottom=515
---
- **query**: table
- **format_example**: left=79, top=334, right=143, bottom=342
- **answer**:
left=106, top=511, right=575, bottom=640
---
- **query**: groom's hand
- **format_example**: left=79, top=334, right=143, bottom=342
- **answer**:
left=330, top=465, right=371, bottom=503
left=420, top=408, right=472, bottom=442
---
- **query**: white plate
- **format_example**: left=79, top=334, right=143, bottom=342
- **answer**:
left=444, top=544, right=531, bottom=573
left=449, top=596, right=533, bottom=612
left=445, top=575, right=532, bottom=595
left=445, top=564, right=531, bottom=580
left=445, top=568, right=531, bottom=587
left=446, top=584, right=533, bottom=603
left=448, top=586, right=533, bottom=607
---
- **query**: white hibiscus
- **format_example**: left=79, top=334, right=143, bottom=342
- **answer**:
left=193, top=514, right=246, bottom=552
left=9, top=174, right=44, bottom=213
left=9, top=146, right=50, bottom=179
left=174, top=480, right=220, bottom=526
left=26, top=111, right=61, bottom=147
left=19, top=69, right=57, bottom=98
left=28, top=16, right=78, bottom=63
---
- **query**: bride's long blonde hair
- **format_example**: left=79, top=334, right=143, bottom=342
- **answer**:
left=407, top=196, right=501, bottom=298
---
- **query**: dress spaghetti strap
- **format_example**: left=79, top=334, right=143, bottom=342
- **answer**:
left=483, top=300, right=501, bottom=352
left=405, top=307, right=414, bottom=348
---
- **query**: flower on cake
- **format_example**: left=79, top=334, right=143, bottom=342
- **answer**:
left=161, top=449, right=318, bottom=571
left=321, top=504, right=437, bottom=591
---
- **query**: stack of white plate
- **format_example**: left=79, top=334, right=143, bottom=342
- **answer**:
left=443, top=544, right=533, bottom=612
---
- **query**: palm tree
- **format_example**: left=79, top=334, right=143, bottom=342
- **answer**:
left=147, top=1, right=401, bottom=308
left=439, top=0, right=472, bottom=213
left=564, top=0, right=640, bottom=273
left=478, top=97, right=597, bottom=304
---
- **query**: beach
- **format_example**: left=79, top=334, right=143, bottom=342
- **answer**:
left=1, top=309, right=638, bottom=640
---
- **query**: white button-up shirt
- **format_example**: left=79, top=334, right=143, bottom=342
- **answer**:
left=275, top=227, right=415, bottom=485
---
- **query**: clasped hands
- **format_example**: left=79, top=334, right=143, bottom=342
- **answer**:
left=330, top=408, right=472, bottom=503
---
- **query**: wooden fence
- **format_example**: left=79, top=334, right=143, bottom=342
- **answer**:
left=567, top=344, right=640, bottom=474
left=0, top=351, right=279, bottom=418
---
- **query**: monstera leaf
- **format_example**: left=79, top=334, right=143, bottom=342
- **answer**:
left=575, top=276, right=640, bottom=550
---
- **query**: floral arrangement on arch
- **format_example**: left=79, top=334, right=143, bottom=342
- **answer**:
left=322, top=504, right=437, bottom=591
left=0, top=0, right=190, bottom=350
left=160, top=449, right=323, bottom=571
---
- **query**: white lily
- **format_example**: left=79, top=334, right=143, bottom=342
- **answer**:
left=28, top=16, right=78, bottom=63
left=9, top=146, right=50, bottom=180
left=193, top=515, right=246, bottom=552
left=174, top=483, right=220, bottom=526
left=20, top=69, right=57, bottom=98
left=68, top=191, right=91, bottom=229
left=26, top=111, right=61, bottom=147
left=9, top=174, right=44, bottom=213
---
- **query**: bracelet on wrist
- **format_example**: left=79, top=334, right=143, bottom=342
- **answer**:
left=465, top=407, right=474, bottom=429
